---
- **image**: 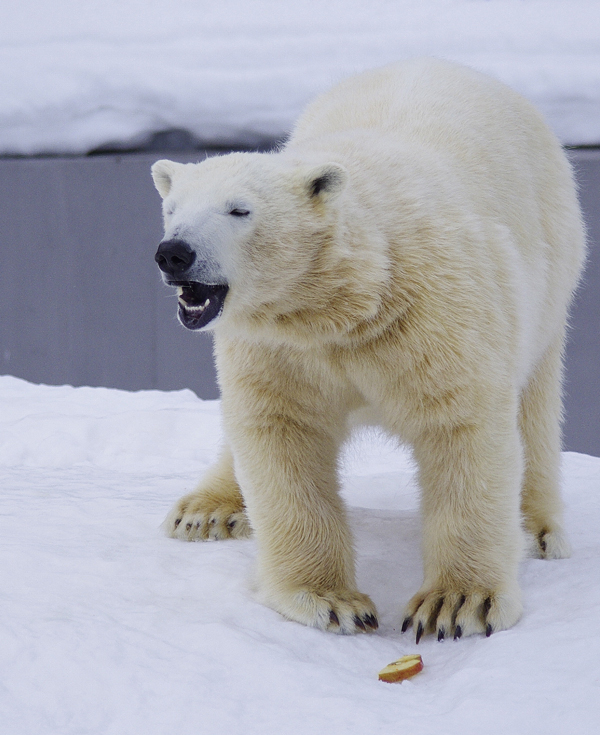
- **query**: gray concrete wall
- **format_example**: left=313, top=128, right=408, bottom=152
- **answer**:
left=1, top=149, right=598, bottom=455
left=0, top=152, right=219, bottom=399
left=564, top=149, right=600, bottom=457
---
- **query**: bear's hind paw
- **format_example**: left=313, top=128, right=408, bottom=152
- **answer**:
left=163, top=493, right=251, bottom=541
left=533, top=527, right=572, bottom=560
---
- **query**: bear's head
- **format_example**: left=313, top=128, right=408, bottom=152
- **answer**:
left=152, top=151, right=391, bottom=343
left=152, top=152, right=351, bottom=333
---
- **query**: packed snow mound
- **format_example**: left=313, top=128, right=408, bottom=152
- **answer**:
left=1, top=374, right=600, bottom=734
left=1, top=0, right=599, bottom=156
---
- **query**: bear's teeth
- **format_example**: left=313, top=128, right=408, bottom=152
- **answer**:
left=178, top=297, right=210, bottom=313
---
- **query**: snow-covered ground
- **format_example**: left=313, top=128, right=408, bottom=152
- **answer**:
left=1, top=374, right=599, bottom=734
left=1, top=1, right=600, bottom=155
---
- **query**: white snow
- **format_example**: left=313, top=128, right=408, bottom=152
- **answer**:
left=1, top=374, right=599, bottom=734
left=1, top=0, right=600, bottom=155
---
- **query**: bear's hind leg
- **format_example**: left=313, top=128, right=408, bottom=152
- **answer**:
left=519, top=336, right=571, bottom=559
left=163, top=445, right=251, bottom=541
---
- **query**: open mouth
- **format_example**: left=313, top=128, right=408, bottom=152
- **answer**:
left=171, top=282, right=229, bottom=330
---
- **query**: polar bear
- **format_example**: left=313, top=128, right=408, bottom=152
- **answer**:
left=152, top=58, right=585, bottom=641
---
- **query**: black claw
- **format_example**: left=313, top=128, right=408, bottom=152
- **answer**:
left=437, top=627, right=445, bottom=642
left=454, top=625, right=463, bottom=640
left=401, top=616, right=412, bottom=633
left=415, top=621, right=424, bottom=644
left=538, top=529, right=548, bottom=553
left=174, top=518, right=182, bottom=528
left=354, top=615, right=367, bottom=631
left=185, top=522, right=192, bottom=531
left=329, top=610, right=340, bottom=627
left=364, top=614, right=379, bottom=630
left=486, top=623, right=493, bottom=637
left=227, top=519, right=237, bottom=530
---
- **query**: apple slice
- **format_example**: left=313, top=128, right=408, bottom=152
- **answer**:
left=378, top=654, right=424, bottom=683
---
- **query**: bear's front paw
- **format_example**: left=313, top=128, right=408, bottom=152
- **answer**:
left=263, top=587, right=379, bottom=635
left=163, top=490, right=251, bottom=541
left=401, top=585, right=522, bottom=642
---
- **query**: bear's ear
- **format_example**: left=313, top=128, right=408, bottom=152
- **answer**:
left=151, top=159, right=181, bottom=198
left=305, top=163, right=347, bottom=201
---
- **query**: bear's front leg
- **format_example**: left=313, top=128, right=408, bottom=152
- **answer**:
left=163, top=445, right=251, bottom=541
left=404, top=418, right=525, bottom=642
left=220, top=369, right=378, bottom=634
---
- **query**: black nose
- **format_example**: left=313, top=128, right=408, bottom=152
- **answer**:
left=154, top=239, right=196, bottom=276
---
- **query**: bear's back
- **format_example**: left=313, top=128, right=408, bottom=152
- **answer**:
left=287, top=59, right=584, bottom=340
left=290, top=58, right=544, bottom=155
left=285, top=58, right=585, bottom=374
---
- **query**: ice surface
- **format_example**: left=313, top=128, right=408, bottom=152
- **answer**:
left=1, top=375, right=599, bottom=734
left=1, top=1, right=599, bottom=155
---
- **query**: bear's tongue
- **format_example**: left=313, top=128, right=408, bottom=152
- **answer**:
left=176, top=283, right=229, bottom=330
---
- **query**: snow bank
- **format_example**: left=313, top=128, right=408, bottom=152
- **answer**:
left=1, top=375, right=599, bottom=734
left=1, top=1, right=599, bottom=156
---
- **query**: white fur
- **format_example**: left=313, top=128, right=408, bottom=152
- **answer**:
left=153, top=58, right=585, bottom=639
